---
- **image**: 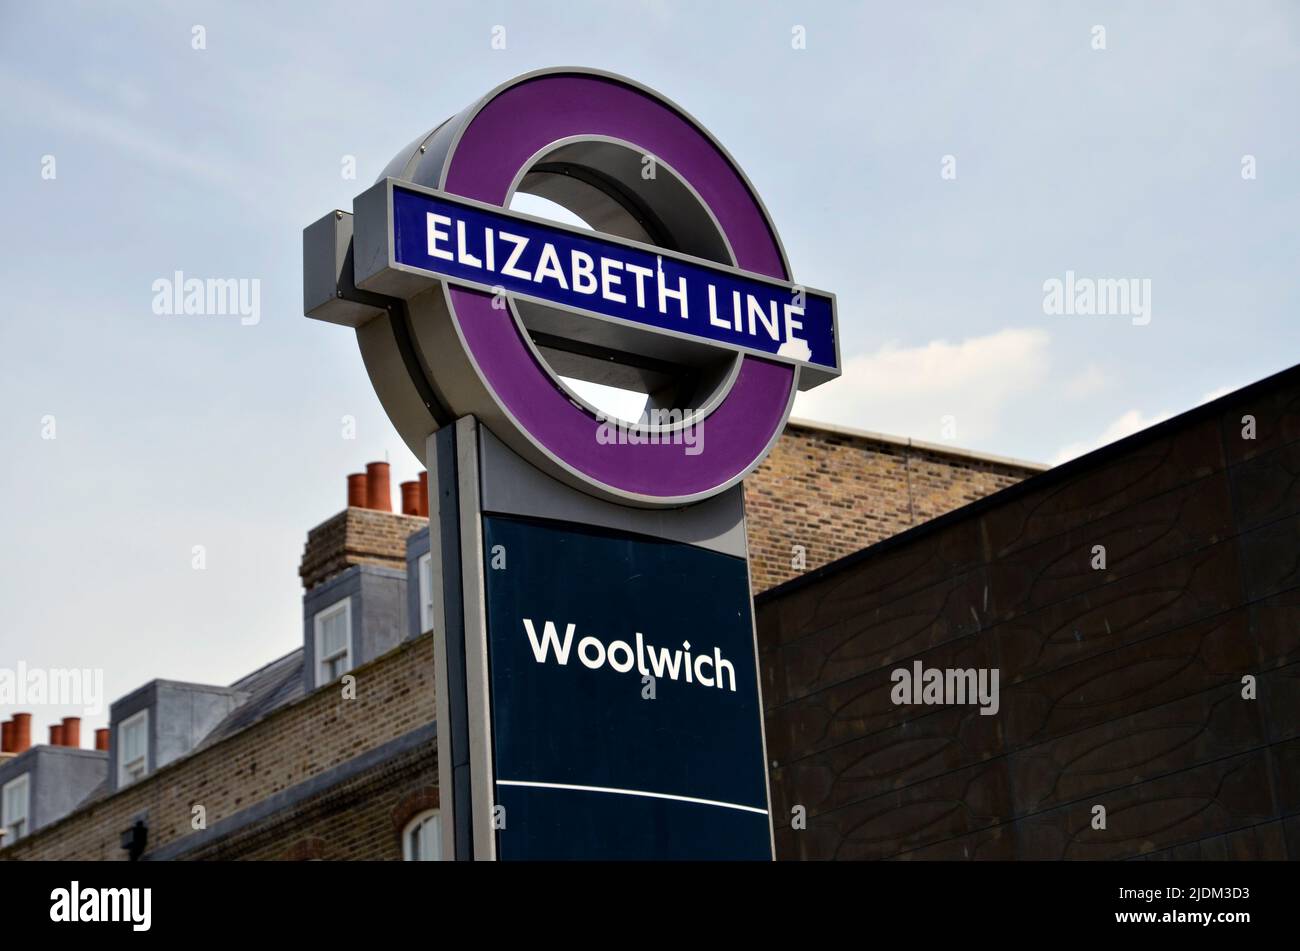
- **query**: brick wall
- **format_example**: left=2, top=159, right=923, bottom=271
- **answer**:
left=190, top=751, right=437, bottom=860
left=744, top=421, right=1044, bottom=592
left=3, top=636, right=436, bottom=861
left=299, top=506, right=427, bottom=590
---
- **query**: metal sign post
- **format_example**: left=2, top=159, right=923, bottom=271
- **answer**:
left=303, top=68, right=838, bottom=859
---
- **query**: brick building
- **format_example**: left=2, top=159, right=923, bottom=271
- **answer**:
left=0, top=420, right=1039, bottom=860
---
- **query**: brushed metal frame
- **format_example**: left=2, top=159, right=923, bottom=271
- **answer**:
left=455, top=418, right=497, bottom=861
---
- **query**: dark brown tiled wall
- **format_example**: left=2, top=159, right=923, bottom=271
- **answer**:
left=757, top=366, right=1300, bottom=860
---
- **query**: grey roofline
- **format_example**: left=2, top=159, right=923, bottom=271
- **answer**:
left=228, top=644, right=303, bottom=689
left=784, top=417, right=1049, bottom=473
left=1, top=745, right=108, bottom=771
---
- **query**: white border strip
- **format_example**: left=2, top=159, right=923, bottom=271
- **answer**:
left=497, top=779, right=769, bottom=816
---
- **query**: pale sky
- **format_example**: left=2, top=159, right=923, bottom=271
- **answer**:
left=1, top=1, right=1297, bottom=740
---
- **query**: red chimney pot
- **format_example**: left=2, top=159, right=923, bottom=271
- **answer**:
left=12, top=713, right=31, bottom=754
left=1, top=720, right=12, bottom=753
left=400, top=480, right=421, bottom=516
left=347, top=472, right=369, bottom=508
left=418, top=470, right=429, bottom=517
left=49, top=724, right=64, bottom=747
left=95, top=728, right=110, bottom=752
left=62, top=716, right=81, bottom=749
left=366, top=462, right=392, bottom=512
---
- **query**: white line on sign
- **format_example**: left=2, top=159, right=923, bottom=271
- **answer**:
left=495, top=779, right=769, bottom=816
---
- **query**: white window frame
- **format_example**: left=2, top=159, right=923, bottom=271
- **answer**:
left=2, top=773, right=30, bottom=847
left=117, top=709, right=149, bottom=788
left=402, top=809, right=441, bottom=861
left=418, top=552, right=434, bottom=633
left=314, top=596, right=353, bottom=687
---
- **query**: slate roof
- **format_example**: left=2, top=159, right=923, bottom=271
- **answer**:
left=198, top=648, right=306, bottom=748
left=60, top=647, right=306, bottom=815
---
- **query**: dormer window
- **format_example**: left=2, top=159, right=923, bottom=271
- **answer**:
left=314, top=597, right=352, bottom=686
left=117, top=710, right=149, bottom=787
left=1, top=773, right=29, bottom=845
left=301, top=563, right=404, bottom=695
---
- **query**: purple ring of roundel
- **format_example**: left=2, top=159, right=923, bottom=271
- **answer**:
left=442, top=73, right=797, bottom=500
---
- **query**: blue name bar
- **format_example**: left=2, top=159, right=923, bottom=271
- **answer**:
left=388, top=184, right=838, bottom=374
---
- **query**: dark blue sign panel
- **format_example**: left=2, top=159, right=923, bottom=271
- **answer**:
left=390, top=184, right=838, bottom=373
left=482, top=515, right=772, bottom=860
